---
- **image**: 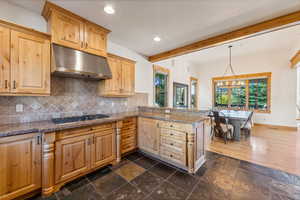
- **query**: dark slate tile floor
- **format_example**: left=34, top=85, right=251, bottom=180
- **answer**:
left=30, top=151, right=300, bottom=200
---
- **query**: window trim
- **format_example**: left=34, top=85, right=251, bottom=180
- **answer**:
left=153, top=65, right=170, bottom=107
left=173, top=82, right=189, bottom=108
left=190, top=76, right=199, bottom=109
left=212, top=72, right=271, bottom=113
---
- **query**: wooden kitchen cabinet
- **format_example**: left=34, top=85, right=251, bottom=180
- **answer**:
left=121, top=117, right=137, bottom=154
left=10, top=30, right=50, bottom=95
left=98, top=54, right=135, bottom=97
left=0, top=26, right=10, bottom=93
left=43, top=2, right=110, bottom=57
left=50, top=11, right=84, bottom=50
left=92, top=129, right=115, bottom=168
left=138, top=117, right=159, bottom=154
left=84, top=22, right=107, bottom=57
left=121, top=59, right=135, bottom=95
left=0, top=20, right=51, bottom=96
left=0, top=133, right=42, bottom=200
left=42, top=122, right=117, bottom=196
left=138, top=117, right=206, bottom=173
left=55, top=134, right=92, bottom=184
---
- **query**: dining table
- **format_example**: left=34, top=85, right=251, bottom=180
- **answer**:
left=212, top=110, right=252, bottom=141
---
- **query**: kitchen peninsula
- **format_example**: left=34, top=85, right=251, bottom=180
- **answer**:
left=0, top=107, right=208, bottom=198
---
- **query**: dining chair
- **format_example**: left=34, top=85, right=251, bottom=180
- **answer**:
left=241, top=111, right=254, bottom=137
left=212, top=111, right=234, bottom=144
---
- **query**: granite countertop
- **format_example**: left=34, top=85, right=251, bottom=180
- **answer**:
left=0, top=111, right=208, bottom=137
left=139, top=112, right=208, bottom=124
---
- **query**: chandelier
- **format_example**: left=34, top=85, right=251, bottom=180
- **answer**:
left=216, top=45, right=245, bottom=88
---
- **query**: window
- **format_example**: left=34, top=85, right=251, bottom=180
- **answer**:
left=153, top=65, right=169, bottom=107
left=213, top=72, right=271, bottom=112
left=173, top=82, right=189, bottom=108
left=190, top=77, right=198, bottom=109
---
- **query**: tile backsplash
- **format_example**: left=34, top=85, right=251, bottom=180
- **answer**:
left=0, top=77, right=148, bottom=125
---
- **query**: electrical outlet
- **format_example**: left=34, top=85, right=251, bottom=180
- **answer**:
left=16, top=104, right=23, bottom=113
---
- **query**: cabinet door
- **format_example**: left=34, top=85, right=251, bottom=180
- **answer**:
left=84, top=23, right=107, bottom=57
left=103, top=56, right=122, bottom=95
left=92, top=130, right=115, bottom=168
left=121, top=60, right=135, bottom=95
left=55, top=135, right=92, bottom=184
left=10, top=30, right=50, bottom=95
left=0, top=26, right=10, bottom=93
left=51, top=11, right=84, bottom=50
left=138, top=117, right=159, bottom=154
left=0, top=133, right=41, bottom=200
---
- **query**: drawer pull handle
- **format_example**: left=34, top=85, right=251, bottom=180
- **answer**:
left=170, top=143, right=174, bottom=146
left=4, top=80, right=8, bottom=89
left=170, top=125, right=173, bottom=127
left=170, top=154, right=173, bottom=158
left=170, top=133, right=173, bottom=136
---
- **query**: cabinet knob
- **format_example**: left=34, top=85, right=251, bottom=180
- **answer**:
left=170, top=154, right=173, bottom=158
left=170, top=143, right=174, bottom=146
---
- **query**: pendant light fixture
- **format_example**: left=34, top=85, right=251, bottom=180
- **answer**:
left=217, top=45, right=245, bottom=88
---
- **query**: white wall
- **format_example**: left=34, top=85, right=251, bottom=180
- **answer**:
left=155, top=59, right=200, bottom=108
left=0, top=0, right=154, bottom=104
left=192, top=48, right=297, bottom=127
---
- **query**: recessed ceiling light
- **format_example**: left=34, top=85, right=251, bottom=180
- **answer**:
left=153, top=36, right=161, bottom=42
left=104, top=5, right=115, bottom=14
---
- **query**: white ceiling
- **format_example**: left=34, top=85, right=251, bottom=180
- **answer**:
left=6, top=0, right=300, bottom=57
left=169, top=24, right=300, bottom=67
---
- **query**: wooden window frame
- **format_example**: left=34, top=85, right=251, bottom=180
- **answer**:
left=212, top=72, right=271, bottom=113
left=190, top=77, right=199, bottom=109
left=153, top=65, right=170, bottom=107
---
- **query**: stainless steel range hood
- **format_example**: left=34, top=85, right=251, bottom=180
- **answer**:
left=51, top=44, right=112, bottom=80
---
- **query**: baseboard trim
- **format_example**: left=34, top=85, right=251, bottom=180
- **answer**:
left=254, top=123, right=297, bottom=131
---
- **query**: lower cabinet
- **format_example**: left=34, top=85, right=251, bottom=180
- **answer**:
left=92, top=129, right=115, bottom=168
left=138, top=117, right=205, bottom=174
left=43, top=123, right=116, bottom=196
left=55, top=134, right=92, bottom=184
left=138, top=117, right=159, bottom=155
left=121, top=117, right=137, bottom=154
left=0, top=133, right=42, bottom=200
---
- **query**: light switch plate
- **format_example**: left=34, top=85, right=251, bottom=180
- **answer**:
left=16, top=104, right=23, bottom=113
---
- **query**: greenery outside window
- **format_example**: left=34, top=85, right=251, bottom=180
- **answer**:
left=213, top=72, right=271, bottom=113
left=153, top=65, right=169, bottom=107
left=173, top=82, right=189, bottom=108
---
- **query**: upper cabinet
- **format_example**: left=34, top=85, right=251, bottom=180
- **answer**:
left=84, top=22, right=107, bottom=57
left=98, top=54, right=135, bottom=97
left=42, top=1, right=110, bottom=57
left=0, top=26, right=10, bottom=93
left=0, top=20, right=51, bottom=96
left=11, top=30, right=50, bottom=94
left=51, top=11, right=84, bottom=50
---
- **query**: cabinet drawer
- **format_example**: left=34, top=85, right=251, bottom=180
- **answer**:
left=160, top=146, right=186, bottom=166
left=92, top=123, right=115, bottom=131
left=160, top=136, right=186, bottom=152
left=121, top=137, right=136, bottom=153
left=122, top=118, right=137, bottom=128
left=122, top=131, right=136, bottom=141
left=121, top=126, right=136, bottom=133
left=159, top=121, right=192, bottom=133
left=160, top=128, right=186, bottom=141
left=57, top=126, right=93, bottom=139
left=57, top=123, right=115, bottom=140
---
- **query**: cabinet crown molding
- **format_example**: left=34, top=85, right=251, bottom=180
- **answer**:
left=42, top=1, right=111, bottom=34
